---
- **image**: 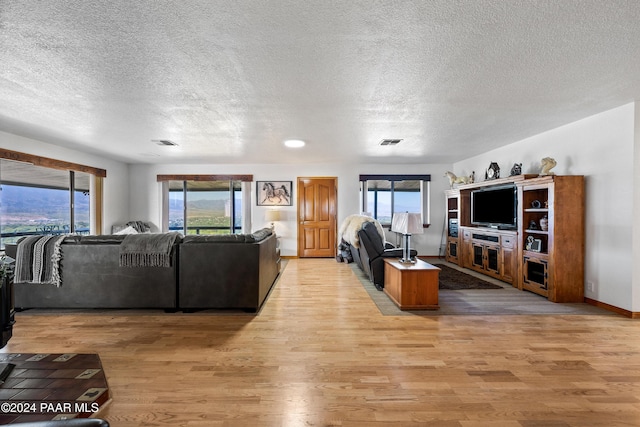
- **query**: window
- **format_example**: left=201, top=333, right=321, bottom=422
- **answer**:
left=360, top=174, right=431, bottom=227
left=158, top=175, right=253, bottom=235
left=0, top=150, right=104, bottom=249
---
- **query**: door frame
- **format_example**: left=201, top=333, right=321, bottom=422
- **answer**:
left=297, top=177, right=338, bottom=258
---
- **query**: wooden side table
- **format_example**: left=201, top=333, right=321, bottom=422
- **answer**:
left=383, top=258, right=440, bottom=310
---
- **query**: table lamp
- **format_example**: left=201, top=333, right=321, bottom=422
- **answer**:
left=391, top=212, right=423, bottom=263
left=265, top=209, right=282, bottom=232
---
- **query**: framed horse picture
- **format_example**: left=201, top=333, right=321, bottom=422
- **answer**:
left=257, top=181, right=292, bottom=206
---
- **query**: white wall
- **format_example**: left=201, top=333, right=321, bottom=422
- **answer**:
left=128, top=162, right=453, bottom=257
left=454, top=103, right=636, bottom=311
left=634, top=104, right=640, bottom=311
left=0, top=131, right=131, bottom=233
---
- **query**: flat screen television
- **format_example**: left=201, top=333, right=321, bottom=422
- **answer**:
left=471, top=184, right=517, bottom=229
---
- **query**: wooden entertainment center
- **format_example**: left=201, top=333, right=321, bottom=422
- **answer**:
left=445, top=174, right=585, bottom=302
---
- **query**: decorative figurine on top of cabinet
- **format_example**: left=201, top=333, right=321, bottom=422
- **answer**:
left=485, top=162, right=500, bottom=180
left=444, top=171, right=473, bottom=188
left=510, top=163, right=522, bottom=176
left=539, top=157, right=557, bottom=176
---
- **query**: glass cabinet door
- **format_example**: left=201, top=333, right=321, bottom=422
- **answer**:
left=472, top=244, right=484, bottom=268
left=486, top=247, right=500, bottom=273
left=448, top=241, right=458, bottom=258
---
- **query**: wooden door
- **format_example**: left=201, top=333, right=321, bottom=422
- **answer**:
left=297, top=177, right=337, bottom=258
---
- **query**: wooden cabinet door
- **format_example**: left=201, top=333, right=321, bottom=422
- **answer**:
left=461, top=229, right=473, bottom=268
left=297, top=177, right=337, bottom=258
left=501, top=246, right=516, bottom=285
left=500, top=234, right=517, bottom=286
left=471, top=243, right=484, bottom=270
left=486, top=245, right=500, bottom=275
left=446, top=237, right=459, bottom=263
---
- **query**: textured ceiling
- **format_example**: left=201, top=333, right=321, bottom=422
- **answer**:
left=1, top=0, right=640, bottom=165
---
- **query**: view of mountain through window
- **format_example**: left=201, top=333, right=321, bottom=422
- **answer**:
left=168, top=180, right=242, bottom=234
left=0, top=160, right=90, bottom=248
left=360, top=176, right=431, bottom=226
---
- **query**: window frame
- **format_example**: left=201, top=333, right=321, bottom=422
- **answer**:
left=0, top=149, right=105, bottom=247
left=158, top=174, right=253, bottom=235
left=359, top=174, right=431, bottom=228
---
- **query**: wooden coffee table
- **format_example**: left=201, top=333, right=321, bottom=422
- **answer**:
left=383, top=258, right=440, bottom=310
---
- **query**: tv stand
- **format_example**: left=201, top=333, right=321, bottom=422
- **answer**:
left=445, top=175, right=585, bottom=302
left=460, top=227, right=518, bottom=285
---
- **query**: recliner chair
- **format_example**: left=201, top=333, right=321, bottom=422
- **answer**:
left=356, top=221, right=416, bottom=290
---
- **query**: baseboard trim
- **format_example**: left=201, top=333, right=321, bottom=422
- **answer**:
left=584, top=297, right=639, bottom=318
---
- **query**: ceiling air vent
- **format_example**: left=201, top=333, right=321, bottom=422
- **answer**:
left=153, top=139, right=178, bottom=146
left=379, top=138, right=403, bottom=146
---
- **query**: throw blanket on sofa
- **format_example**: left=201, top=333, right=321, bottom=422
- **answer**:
left=15, top=235, right=66, bottom=286
left=119, top=232, right=181, bottom=267
left=338, top=214, right=386, bottom=248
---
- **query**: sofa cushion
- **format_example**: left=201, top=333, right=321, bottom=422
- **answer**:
left=182, top=234, right=245, bottom=244
left=246, top=228, right=272, bottom=243
left=113, top=225, right=139, bottom=235
left=68, top=235, right=127, bottom=245
left=112, top=221, right=152, bottom=234
left=181, top=228, right=273, bottom=244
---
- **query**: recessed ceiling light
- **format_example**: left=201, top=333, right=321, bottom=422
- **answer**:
left=284, top=139, right=305, bottom=148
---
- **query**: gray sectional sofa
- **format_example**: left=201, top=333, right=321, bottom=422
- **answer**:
left=9, top=234, right=178, bottom=309
left=179, top=229, right=280, bottom=311
left=6, top=228, right=279, bottom=312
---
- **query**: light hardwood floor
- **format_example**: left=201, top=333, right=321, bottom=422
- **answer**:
left=3, top=258, right=640, bottom=426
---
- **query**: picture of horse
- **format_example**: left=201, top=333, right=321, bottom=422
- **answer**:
left=257, top=181, right=292, bottom=206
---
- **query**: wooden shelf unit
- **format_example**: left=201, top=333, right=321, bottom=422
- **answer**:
left=444, top=174, right=585, bottom=302
left=517, top=175, right=585, bottom=302
left=444, top=189, right=460, bottom=264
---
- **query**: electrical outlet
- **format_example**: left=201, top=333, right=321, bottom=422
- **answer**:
left=587, top=281, right=595, bottom=292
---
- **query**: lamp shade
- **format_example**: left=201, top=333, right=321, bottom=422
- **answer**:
left=391, top=212, right=423, bottom=235
left=265, top=209, right=282, bottom=222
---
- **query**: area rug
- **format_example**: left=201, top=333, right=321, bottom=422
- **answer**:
left=349, top=262, right=616, bottom=316
left=432, top=263, right=503, bottom=290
